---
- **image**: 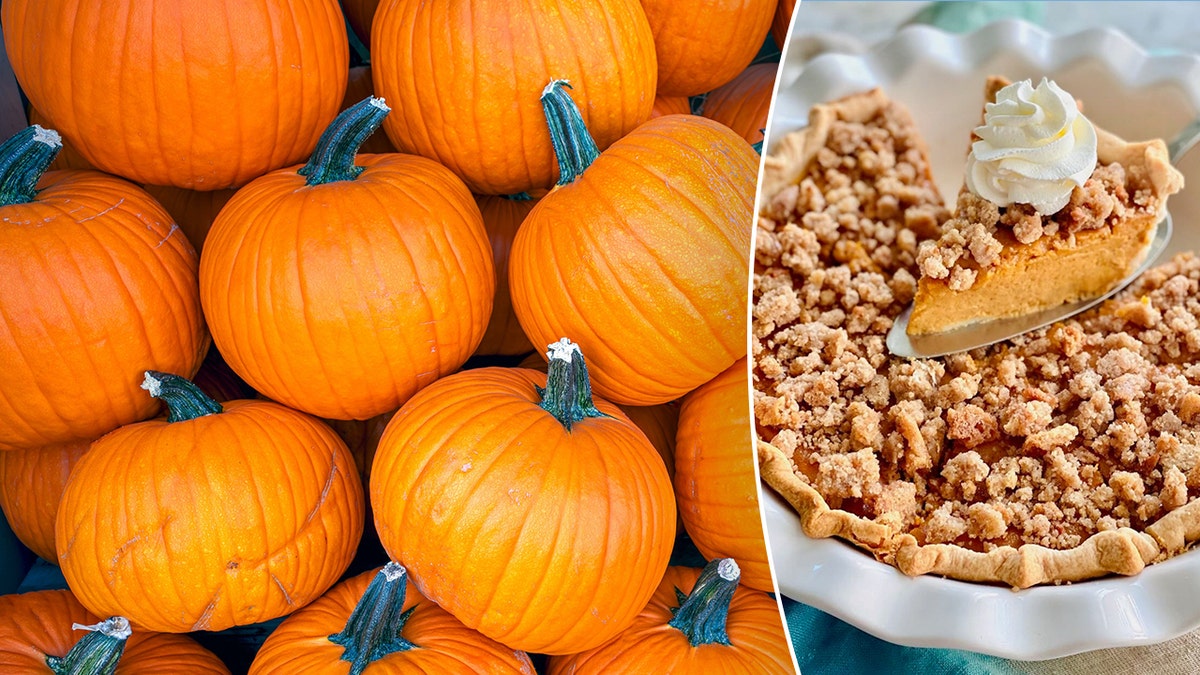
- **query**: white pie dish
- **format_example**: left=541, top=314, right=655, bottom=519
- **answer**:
left=759, top=19, right=1200, bottom=660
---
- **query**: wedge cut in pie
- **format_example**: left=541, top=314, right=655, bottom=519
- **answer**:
left=754, top=80, right=1200, bottom=589
left=906, top=76, right=1184, bottom=335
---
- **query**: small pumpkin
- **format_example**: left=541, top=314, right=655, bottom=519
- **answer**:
left=0, top=438, right=90, bottom=563
left=324, top=411, right=396, bottom=488
left=3, top=0, right=349, bottom=190
left=249, top=563, right=536, bottom=674
left=140, top=185, right=237, bottom=257
left=0, top=126, right=207, bottom=451
left=675, top=358, right=773, bottom=592
left=371, top=0, right=657, bottom=194
left=342, top=0, right=382, bottom=50
left=56, top=372, right=364, bottom=633
left=617, top=402, right=680, bottom=481
left=0, top=590, right=229, bottom=673
left=650, top=96, right=692, bottom=119
left=701, top=63, right=778, bottom=147
left=201, top=97, right=494, bottom=420
left=474, top=193, right=541, bottom=357
left=546, top=559, right=794, bottom=674
left=509, top=83, right=754, bottom=405
left=189, top=348, right=258, bottom=404
left=638, top=0, right=776, bottom=97
left=771, top=0, right=798, bottom=50
left=370, top=338, right=676, bottom=654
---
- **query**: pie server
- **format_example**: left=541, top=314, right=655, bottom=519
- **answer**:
left=887, top=117, right=1200, bottom=359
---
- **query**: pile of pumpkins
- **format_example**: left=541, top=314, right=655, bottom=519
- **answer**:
left=0, top=0, right=795, bottom=671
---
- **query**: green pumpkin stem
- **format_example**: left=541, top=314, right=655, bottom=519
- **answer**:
left=298, top=96, right=390, bottom=186
left=504, top=191, right=535, bottom=201
left=0, top=125, right=62, bottom=206
left=537, top=338, right=608, bottom=431
left=541, top=80, right=600, bottom=186
left=141, top=371, right=223, bottom=422
left=45, top=617, right=131, bottom=675
left=328, top=562, right=418, bottom=675
left=667, top=558, right=740, bottom=647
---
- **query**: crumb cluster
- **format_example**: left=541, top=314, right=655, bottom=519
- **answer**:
left=754, top=101, right=1200, bottom=554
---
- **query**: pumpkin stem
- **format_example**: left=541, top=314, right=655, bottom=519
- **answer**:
left=329, top=562, right=418, bottom=675
left=142, top=371, right=223, bottom=423
left=44, top=617, right=131, bottom=675
left=537, top=338, right=608, bottom=431
left=667, top=558, right=739, bottom=647
left=0, top=125, right=62, bottom=206
left=504, top=191, right=535, bottom=201
left=541, top=80, right=600, bottom=186
left=298, top=96, right=390, bottom=186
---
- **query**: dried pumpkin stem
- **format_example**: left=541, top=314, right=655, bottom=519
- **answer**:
left=141, top=371, right=223, bottom=422
left=667, top=558, right=739, bottom=647
left=298, top=96, right=391, bottom=186
left=0, top=125, right=63, bottom=206
left=328, top=562, right=417, bottom=675
left=537, top=337, right=608, bottom=431
left=541, top=80, right=600, bottom=186
left=45, top=616, right=131, bottom=675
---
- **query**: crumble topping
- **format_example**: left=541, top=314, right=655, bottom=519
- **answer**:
left=755, top=96, right=1200, bottom=555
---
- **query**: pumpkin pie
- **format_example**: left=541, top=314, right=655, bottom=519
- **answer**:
left=906, top=76, right=1183, bottom=335
left=754, top=82, right=1200, bottom=589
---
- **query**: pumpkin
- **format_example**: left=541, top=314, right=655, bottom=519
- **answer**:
left=55, top=372, right=364, bottom=633
left=701, top=63, right=777, bottom=147
left=509, top=83, right=754, bottom=406
left=190, top=348, right=257, bottom=403
left=0, top=126, right=207, bottom=451
left=546, top=559, right=794, bottom=674
left=0, top=590, right=229, bottom=673
left=639, top=0, right=776, bottom=97
left=342, top=67, right=398, bottom=155
left=25, top=108, right=91, bottom=172
left=201, top=97, right=494, bottom=420
left=650, top=95, right=693, bottom=119
left=371, top=0, right=657, bottom=195
left=140, top=185, right=237, bottom=257
left=324, top=411, right=396, bottom=487
left=0, top=439, right=90, bottom=563
left=771, top=0, right=798, bottom=50
left=342, top=0, right=382, bottom=50
left=617, top=402, right=679, bottom=481
left=3, top=0, right=349, bottom=190
left=675, top=358, right=773, bottom=592
left=370, top=338, right=676, bottom=654
left=249, top=563, right=536, bottom=674
left=474, top=193, right=541, bottom=357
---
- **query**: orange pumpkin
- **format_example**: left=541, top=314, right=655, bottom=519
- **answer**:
left=474, top=193, right=540, bottom=357
left=3, top=0, right=348, bottom=190
left=0, top=590, right=229, bottom=673
left=342, top=0, right=382, bottom=50
left=617, top=402, right=680, bottom=480
left=342, top=67, right=398, bottom=155
left=25, top=108, right=91, bottom=171
left=0, top=126, right=207, bottom=451
left=675, top=358, right=773, bottom=592
left=140, top=185, right=237, bottom=257
left=0, top=438, right=90, bottom=562
left=510, top=83, right=754, bottom=406
left=371, top=0, right=657, bottom=195
left=249, top=563, right=536, bottom=674
left=56, top=372, right=364, bottom=633
left=546, top=559, right=794, bottom=674
left=201, top=98, right=494, bottom=420
left=190, top=348, right=257, bottom=404
left=324, top=411, right=396, bottom=487
left=639, top=0, right=776, bottom=97
left=650, top=95, right=692, bottom=119
left=702, top=63, right=778, bottom=147
left=370, top=338, right=676, bottom=654
left=771, top=0, right=798, bottom=50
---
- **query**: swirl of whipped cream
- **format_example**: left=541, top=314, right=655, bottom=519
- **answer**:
left=964, top=78, right=1098, bottom=215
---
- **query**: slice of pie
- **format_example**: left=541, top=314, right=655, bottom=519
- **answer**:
left=906, top=76, right=1184, bottom=336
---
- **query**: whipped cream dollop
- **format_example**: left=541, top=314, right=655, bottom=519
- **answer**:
left=964, top=78, right=1098, bottom=215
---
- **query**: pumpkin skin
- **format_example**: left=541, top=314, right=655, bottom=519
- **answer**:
left=510, top=109, right=755, bottom=406
left=3, top=0, right=349, bottom=190
left=249, top=565, right=536, bottom=674
left=342, top=0, right=381, bottom=50
left=771, top=0, right=798, bottom=49
left=701, top=63, right=777, bottom=147
left=474, top=193, right=540, bottom=357
left=0, top=153, right=207, bottom=451
left=200, top=108, right=494, bottom=420
left=675, top=358, right=773, bottom=592
left=371, top=0, right=658, bottom=195
left=546, top=564, right=793, bottom=674
left=650, top=95, right=692, bottom=119
left=370, top=344, right=676, bottom=654
left=639, top=0, right=776, bottom=97
left=0, top=590, right=229, bottom=673
left=25, top=108, right=91, bottom=172
left=617, top=402, right=679, bottom=481
left=141, top=185, right=237, bottom=257
left=55, top=378, right=364, bottom=633
left=0, top=439, right=90, bottom=562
